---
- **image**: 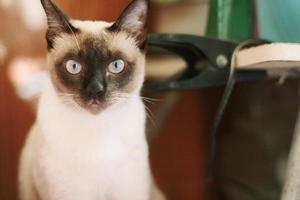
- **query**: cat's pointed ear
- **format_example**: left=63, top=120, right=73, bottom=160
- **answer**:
left=40, top=0, right=78, bottom=49
left=108, top=0, right=149, bottom=48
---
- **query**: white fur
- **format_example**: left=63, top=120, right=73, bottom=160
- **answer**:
left=20, top=82, right=152, bottom=200
left=71, top=20, right=112, bottom=33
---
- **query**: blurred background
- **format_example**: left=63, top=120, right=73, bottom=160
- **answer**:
left=0, top=0, right=299, bottom=199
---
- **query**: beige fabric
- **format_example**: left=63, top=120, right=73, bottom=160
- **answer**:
left=237, top=43, right=300, bottom=70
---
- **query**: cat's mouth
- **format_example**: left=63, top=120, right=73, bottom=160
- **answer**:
left=82, top=98, right=105, bottom=114
left=87, top=99, right=101, bottom=106
left=68, top=95, right=105, bottom=114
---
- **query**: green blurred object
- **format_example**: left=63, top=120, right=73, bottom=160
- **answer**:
left=206, top=0, right=253, bottom=42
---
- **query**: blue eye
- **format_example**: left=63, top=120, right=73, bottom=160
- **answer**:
left=66, top=60, right=82, bottom=74
left=108, top=59, right=125, bottom=74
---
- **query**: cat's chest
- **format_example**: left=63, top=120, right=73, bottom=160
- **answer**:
left=37, top=116, right=149, bottom=197
left=41, top=131, right=146, bottom=175
left=37, top=133, right=149, bottom=199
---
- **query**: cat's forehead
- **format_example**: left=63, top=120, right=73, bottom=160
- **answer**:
left=71, top=20, right=112, bottom=33
left=50, top=20, right=142, bottom=62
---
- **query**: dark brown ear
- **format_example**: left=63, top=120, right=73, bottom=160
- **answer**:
left=40, top=0, right=78, bottom=50
left=108, top=0, right=149, bottom=48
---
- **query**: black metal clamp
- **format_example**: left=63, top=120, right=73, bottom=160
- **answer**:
left=145, top=33, right=267, bottom=91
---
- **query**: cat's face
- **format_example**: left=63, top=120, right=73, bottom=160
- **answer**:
left=41, top=0, right=149, bottom=114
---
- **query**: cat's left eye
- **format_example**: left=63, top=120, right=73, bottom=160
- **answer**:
left=66, top=60, right=82, bottom=75
left=108, top=59, right=125, bottom=74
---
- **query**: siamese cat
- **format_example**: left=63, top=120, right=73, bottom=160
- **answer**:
left=18, top=0, right=166, bottom=199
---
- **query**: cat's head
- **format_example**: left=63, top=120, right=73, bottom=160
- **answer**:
left=41, top=0, right=149, bottom=114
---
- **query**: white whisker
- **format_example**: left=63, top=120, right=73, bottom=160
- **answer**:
left=144, top=104, right=157, bottom=128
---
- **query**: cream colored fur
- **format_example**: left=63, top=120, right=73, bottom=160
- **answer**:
left=19, top=21, right=166, bottom=200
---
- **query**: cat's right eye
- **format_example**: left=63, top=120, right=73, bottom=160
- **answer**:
left=66, top=60, right=82, bottom=75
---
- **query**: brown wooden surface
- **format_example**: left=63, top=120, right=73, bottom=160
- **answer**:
left=0, top=65, right=34, bottom=200
left=150, top=92, right=209, bottom=200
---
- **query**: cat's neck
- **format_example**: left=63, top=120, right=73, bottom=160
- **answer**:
left=37, top=82, right=146, bottom=146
